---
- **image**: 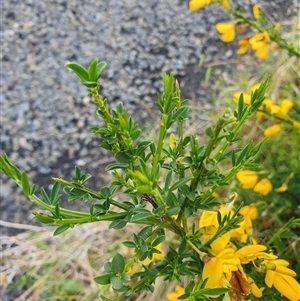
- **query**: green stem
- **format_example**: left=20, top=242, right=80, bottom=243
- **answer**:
left=53, top=177, right=129, bottom=210
left=30, top=194, right=90, bottom=217
left=151, top=113, right=167, bottom=193
left=90, top=88, right=114, bottom=124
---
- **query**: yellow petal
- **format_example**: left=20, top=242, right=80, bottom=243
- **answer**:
left=276, top=183, right=288, bottom=193
left=203, top=258, right=223, bottom=287
left=235, top=244, right=267, bottom=258
left=280, top=98, right=294, bottom=117
left=237, top=39, right=250, bottom=55
left=221, top=0, right=230, bottom=9
left=236, top=170, right=258, bottom=189
left=293, top=121, right=300, bottom=129
left=274, top=23, right=281, bottom=31
left=253, top=178, right=273, bottom=196
left=169, top=133, right=176, bottom=149
left=189, top=0, right=210, bottom=11
left=167, top=285, right=187, bottom=301
left=199, top=210, right=218, bottom=229
left=239, top=203, right=258, bottom=220
left=265, top=270, right=275, bottom=287
left=255, top=43, right=269, bottom=59
left=264, top=124, right=282, bottom=137
left=252, top=4, right=260, bottom=19
left=248, top=277, right=264, bottom=297
left=215, top=22, right=235, bottom=42
left=273, top=274, right=300, bottom=301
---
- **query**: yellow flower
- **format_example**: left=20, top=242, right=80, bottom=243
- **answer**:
left=253, top=178, right=273, bottom=196
left=215, top=22, right=235, bottom=42
left=248, top=276, right=264, bottom=298
left=238, top=203, right=258, bottom=241
left=167, top=285, right=187, bottom=301
left=235, top=244, right=277, bottom=264
left=276, top=182, right=288, bottom=193
left=202, top=248, right=240, bottom=288
left=265, top=259, right=300, bottom=301
left=237, top=38, right=250, bottom=55
left=143, top=243, right=165, bottom=266
left=264, top=124, right=282, bottom=137
left=189, top=0, right=210, bottom=11
left=274, top=23, right=281, bottom=31
left=293, top=121, right=300, bottom=129
left=252, top=4, right=260, bottom=19
left=249, top=31, right=270, bottom=59
left=169, top=133, right=176, bottom=149
left=280, top=98, right=294, bottom=117
left=236, top=170, right=258, bottom=189
left=220, top=0, right=230, bottom=9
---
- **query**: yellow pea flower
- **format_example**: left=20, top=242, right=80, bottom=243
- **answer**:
left=292, top=121, right=300, bottom=129
left=215, top=22, right=235, bottom=42
left=167, top=285, right=187, bottom=301
left=220, top=0, right=230, bottom=9
left=202, top=248, right=240, bottom=288
left=274, top=23, right=281, bottom=31
left=248, top=276, right=264, bottom=298
left=249, top=31, right=270, bottom=59
left=280, top=98, right=293, bottom=117
left=253, top=178, right=273, bottom=196
left=265, top=259, right=300, bottom=301
left=235, top=244, right=277, bottom=264
left=169, top=133, right=176, bottom=149
left=264, top=124, right=282, bottom=137
left=189, top=0, right=210, bottom=11
left=237, top=38, right=250, bottom=55
left=236, top=170, right=258, bottom=189
left=276, top=182, right=288, bottom=193
left=252, top=4, right=260, bottom=19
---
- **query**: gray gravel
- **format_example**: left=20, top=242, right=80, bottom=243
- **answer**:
left=0, top=0, right=298, bottom=234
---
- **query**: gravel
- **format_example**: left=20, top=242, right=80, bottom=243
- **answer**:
left=0, top=0, right=298, bottom=234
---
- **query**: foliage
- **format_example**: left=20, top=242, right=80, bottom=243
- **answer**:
left=1, top=1, right=300, bottom=301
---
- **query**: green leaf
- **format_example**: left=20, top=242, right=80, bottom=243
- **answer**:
left=237, top=93, right=244, bottom=120
left=94, top=274, right=112, bottom=285
left=166, top=206, right=181, bottom=216
left=205, top=127, right=214, bottom=138
left=106, top=162, right=129, bottom=171
left=131, top=211, right=152, bottom=222
left=111, top=276, right=123, bottom=290
left=53, top=224, right=70, bottom=236
left=21, top=171, right=30, bottom=196
left=65, top=62, right=89, bottom=82
left=109, top=219, right=127, bottom=229
left=32, top=211, right=54, bottom=224
left=111, top=253, right=125, bottom=274
left=50, top=182, right=61, bottom=205
left=169, top=176, right=193, bottom=192
left=88, top=58, right=98, bottom=82
left=122, top=241, right=136, bottom=248
left=235, top=142, right=251, bottom=166
left=115, top=152, right=132, bottom=164
left=40, top=187, right=51, bottom=204
left=97, top=61, right=107, bottom=79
